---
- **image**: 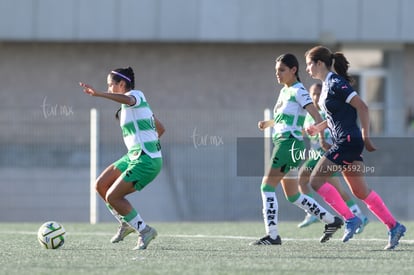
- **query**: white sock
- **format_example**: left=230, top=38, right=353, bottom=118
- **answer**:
left=261, top=191, right=279, bottom=239
left=124, top=209, right=147, bottom=233
left=291, top=193, right=335, bottom=224
left=106, top=203, right=124, bottom=224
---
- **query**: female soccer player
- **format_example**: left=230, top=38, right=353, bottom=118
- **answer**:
left=251, top=53, right=343, bottom=245
left=304, top=46, right=406, bottom=249
left=80, top=67, right=164, bottom=250
left=297, top=83, right=369, bottom=233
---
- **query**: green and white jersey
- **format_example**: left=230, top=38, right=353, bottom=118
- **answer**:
left=273, top=82, right=312, bottom=140
left=303, top=110, right=332, bottom=150
left=119, top=90, right=162, bottom=158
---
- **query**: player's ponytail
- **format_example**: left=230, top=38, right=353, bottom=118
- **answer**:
left=305, top=46, right=352, bottom=83
left=332, top=52, right=352, bottom=83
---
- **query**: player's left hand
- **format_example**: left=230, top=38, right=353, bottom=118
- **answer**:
left=364, top=137, right=377, bottom=152
left=305, top=125, right=319, bottom=136
left=79, top=82, right=99, bottom=96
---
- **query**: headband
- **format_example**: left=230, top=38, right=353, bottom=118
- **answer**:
left=111, top=71, right=131, bottom=82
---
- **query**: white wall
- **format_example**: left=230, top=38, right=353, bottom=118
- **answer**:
left=1, top=0, right=414, bottom=42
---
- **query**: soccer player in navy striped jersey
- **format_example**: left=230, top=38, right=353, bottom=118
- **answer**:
left=297, top=83, right=369, bottom=233
left=305, top=46, right=406, bottom=250
left=80, top=67, right=164, bottom=250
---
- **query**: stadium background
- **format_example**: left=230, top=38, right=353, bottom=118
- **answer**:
left=0, top=0, right=413, bottom=222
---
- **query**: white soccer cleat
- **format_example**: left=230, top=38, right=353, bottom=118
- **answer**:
left=111, top=222, right=136, bottom=243
left=133, top=225, right=158, bottom=250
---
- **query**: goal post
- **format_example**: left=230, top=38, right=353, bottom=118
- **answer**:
left=90, top=108, right=99, bottom=224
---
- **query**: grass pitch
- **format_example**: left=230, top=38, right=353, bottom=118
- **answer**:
left=0, top=221, right=413, bottom=275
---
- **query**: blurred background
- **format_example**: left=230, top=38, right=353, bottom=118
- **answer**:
left=0, top=0, right=413, bottom=223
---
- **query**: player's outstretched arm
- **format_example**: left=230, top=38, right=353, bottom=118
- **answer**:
left=79, top=82, right=135, bottom=105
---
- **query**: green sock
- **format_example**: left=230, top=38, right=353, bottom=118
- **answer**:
left=261, top=183, right=275, bottom=192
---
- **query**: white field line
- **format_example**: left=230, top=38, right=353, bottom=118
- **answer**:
left=2, top=230, right=414, bottom=243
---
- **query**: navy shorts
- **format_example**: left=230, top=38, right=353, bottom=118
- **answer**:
left=325, top=136, right=364, bottom=165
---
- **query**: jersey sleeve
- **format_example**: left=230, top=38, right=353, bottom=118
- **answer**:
left=295, top=86, right=313, bottom=108
left=330, top=75, right=357, bottom=103
left=128, top=90, right=142, bottom=107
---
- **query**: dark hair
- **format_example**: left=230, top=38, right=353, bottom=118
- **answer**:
left=276, top=53, right=301, bottom=82
left=305, top=46, right=352, bottom=83
left=110, top=67, right=135, bottom=90
left=112, top=67, right=135, bottom=120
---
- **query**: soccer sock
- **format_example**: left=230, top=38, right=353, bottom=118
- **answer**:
left=306, top=192, right=314, bottom=198
left=123, top=208, right=147, bottom=233
left=288, top=192, right=335, bottom=224
left=317, top=183, right=354, bottom=220
left=261, top=183, right=278, bottom=239
left=106, top=203, right=124, bottom=224
left=347, top=200, right=362, bottom=217
left=363, top=190, right=396, bottom=230
left=302, top=192, right=314, bottom=214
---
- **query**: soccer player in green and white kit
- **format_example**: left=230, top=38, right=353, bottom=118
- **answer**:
left=251, top=54, right=343, bottom=245
left=80, top=67, right=164, bottom=250
left=297, top=83, right=369, bottom=233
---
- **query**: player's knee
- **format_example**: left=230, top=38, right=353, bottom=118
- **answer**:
left=105, top=191, right=118, bottom=205
left=95, top=178, right=108, bottom=197
left=351, top=189, right=367, bottom=200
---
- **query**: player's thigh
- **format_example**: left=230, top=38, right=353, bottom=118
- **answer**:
left=95, top=164, right=122, bottom=192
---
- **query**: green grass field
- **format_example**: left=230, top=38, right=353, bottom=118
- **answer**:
left=0, top=221, right=413, bottom=275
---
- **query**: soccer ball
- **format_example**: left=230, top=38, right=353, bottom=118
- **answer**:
left=37, top=221, right=66, bottom=249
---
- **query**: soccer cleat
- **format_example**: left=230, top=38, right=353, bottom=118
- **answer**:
left=384, top=222, right=406, bottom=250
left=298, top=213, right=319, bottom=228
left=320, top=217, right=343, bottom=243
left=342, top=216, right=362, bottom=242
left=249, top=235, right=282, bottom=245
left=355, top=215, right=369, bottom=234
left=110, top=222, right=136, bottom=243
left=133, top=225, right=158, bottom=250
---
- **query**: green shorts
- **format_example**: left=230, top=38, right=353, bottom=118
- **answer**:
left=303, top=148, right=324, bottom=169
left=302, top=147, right=339, bottom=176
left=113, top=147, right=162, bottom=191
left=271, top=134, right=305, bottom=173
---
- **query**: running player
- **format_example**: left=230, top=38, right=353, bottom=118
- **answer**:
left=250, top=53, right=343, bottom=245
left=297, top=83, right=369, bottom=233
left=80, top=67, right=164, bottom=250
left=305, top=46, right=406, bottom=249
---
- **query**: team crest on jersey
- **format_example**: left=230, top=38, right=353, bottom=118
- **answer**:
left=331, top=77, right=340, bottom=83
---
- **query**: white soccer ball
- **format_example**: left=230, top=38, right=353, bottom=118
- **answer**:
left=37, top=221, right=66, bottom=249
